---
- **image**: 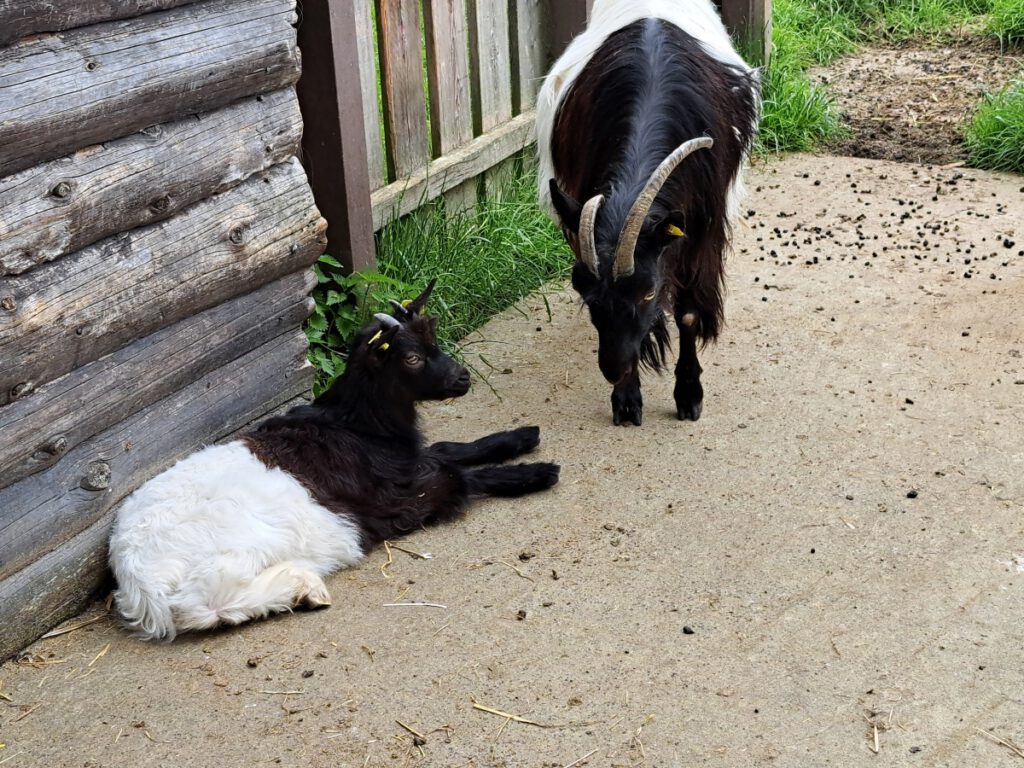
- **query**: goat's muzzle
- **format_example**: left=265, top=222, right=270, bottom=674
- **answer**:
left=445, top=368, right=472, bottom=398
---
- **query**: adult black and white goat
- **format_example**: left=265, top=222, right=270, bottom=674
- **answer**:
left=537, top=0, right=760, bottom=425
left=108, top=282, right=559, bottom=641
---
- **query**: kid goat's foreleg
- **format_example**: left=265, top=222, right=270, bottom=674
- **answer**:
left=428, top=426, right=540, bottom=466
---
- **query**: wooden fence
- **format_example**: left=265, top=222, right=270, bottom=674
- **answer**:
left=0, top=0, right=324, bottom=660
left=298, top=0, right=769, bottom=273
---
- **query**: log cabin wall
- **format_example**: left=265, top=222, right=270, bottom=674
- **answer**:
left=0, top=0, right=326, bottom=660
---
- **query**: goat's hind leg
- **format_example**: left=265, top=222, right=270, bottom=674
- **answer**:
left=465, top=462, right=559, bottom=497
left=428, top=426, right=540, bottom=466
left=176, top=561, right=332, bottom=633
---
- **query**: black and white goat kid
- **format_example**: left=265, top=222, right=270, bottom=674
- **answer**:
left=108, top=282, right=559, bottom=640
left=537, top=0, right=760, bottom=425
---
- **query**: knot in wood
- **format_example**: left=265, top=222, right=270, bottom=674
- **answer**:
left=44, top=436, right=68, bottom=456
left=1, top=296, right=15, bottom=312
left=9, top=381, right=33, bottom=401
left=229, top=226, right=246, bottom=245
left=149, top=195, right=171, bottom=213
left=141, top=125, right=162, bottom=138
left=51, top=181, right=72, bottom=199
left=81, top=461, right=111, bottom=491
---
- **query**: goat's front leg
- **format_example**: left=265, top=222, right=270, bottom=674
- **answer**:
left=673, top=301, right=703, bottom=421
left=464, top=462, right=560, bottom=497
left=611, top=369, right=643, bottom=426
left=428, top=426, right=540, bottom=466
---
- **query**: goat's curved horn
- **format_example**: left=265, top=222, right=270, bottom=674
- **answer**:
left=578, top=194, right=603, bottom=278
left=374, top=313, right=401, bottom=328
left=612, top=136, right=714, bottom=280
left=388, top=299, right=410, bottom=318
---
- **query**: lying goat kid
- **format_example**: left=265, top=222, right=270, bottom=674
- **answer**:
left=109, top=282, right=559, bottom=640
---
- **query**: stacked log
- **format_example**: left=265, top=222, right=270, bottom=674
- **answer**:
left=0, top=0, right=325, bottom=659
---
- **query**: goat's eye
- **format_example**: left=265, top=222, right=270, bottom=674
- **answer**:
left=404, top=354, right=422, bottom=366
left=642, top=290, right=657, bottom=302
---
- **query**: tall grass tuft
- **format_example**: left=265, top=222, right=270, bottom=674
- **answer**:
left=305, top=166, right=570, bottom=395
left=987, top=0, right=1024, bottom=45
left=964, top=78, right=1024, bottom=171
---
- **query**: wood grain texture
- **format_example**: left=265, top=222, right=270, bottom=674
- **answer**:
left=0, top=270, right=315, bottom=490
left=511, top=0, right=551, bottom=112
left=0, top=0, right=201, bottom=47
left=0, top=158, right=326, bottom=407
left=377, top=0, right=430, bottom=178
left=424, top=0, right=473, bottom=156
left=296, top=0, right=377, bottom=272
left=372, top=109, right=534, bottom=229
left=721, top=0, right=772, bottom=65
left=0, top=89, right=302, bottom=276
left=0, top=330, right=313, bottom=660
left=468, top=0, right=513, bottom=135
left=353, top=0, right=387, bottom=189
left=0, top=0, right=300, bottom=178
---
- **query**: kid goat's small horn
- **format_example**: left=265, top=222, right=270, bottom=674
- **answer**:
left=374, top=313, right=400, bottom=328
left=579, top=194, right=604, bottom=278
left=612, top=136, right=714, bottom=280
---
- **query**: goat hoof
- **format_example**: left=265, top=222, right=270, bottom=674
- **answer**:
left=611, top=393, right=643, bottom=426
left=510, top=425, right=541, bottom=454
left=297, top=584, right=332, bottom=611
left=674, top=380, right=703, bottom=421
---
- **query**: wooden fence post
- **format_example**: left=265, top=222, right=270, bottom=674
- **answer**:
left=296, top=0, right=376, bottom=272
left=720, top=0, right=772, bottom=67
left=548, top=0, right=591, bottom=60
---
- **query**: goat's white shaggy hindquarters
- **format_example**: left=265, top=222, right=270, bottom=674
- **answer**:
left=108, top=441, right=364, bottom=641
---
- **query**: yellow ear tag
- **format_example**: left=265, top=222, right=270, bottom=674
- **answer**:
left=401, top=298, right=422, bottom=315
left=379, top=342, right=390, bottom=351
left=368, top=330, right=383, bottom=346
left=666, top=223, right=685, bottom=237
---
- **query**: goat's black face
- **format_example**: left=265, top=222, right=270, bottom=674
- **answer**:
left=572, top=260, right=663, bottom=385
left=359, top=281, right=471, bottom=401
left=553, top=183, right=681, bottom=387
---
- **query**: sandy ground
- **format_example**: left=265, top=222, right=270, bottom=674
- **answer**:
left=1, top=154, right=1022, bottom=767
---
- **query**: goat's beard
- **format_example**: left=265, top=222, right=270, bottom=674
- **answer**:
left=639, top=312, right=670, bottom=373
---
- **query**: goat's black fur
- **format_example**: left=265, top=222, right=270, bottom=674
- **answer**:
left=244, top=284, right=559, bottom=550
left=548, top=18, right=759, bottom=425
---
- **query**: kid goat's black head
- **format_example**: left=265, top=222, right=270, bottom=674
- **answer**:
left=549, top=137, right=714, bottom=389
left=319, top=280, right=470, bottom=412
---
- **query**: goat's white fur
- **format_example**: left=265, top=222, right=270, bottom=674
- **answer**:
left=536, top=0, right=758, bottom=225
left=108, top=440, right=364, bottom=641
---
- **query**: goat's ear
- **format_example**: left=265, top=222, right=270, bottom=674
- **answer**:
left=650, top=210, right=688, bottom=248
left=366, top=323, right=401, bottom=354
left=549, top=179, right=582, bottom=234
left=404, top=278, right=436, bottom=316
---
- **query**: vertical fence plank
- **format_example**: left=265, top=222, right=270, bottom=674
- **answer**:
left=549, top=0, right=590, bottom=60
left=354, top=0, right=387, bottom=189
left=297, top=0, right=376, bottom=271
left=424, top=0, right=474, bottom=155
left=468, top=0, right=514, bottom=199
left=721, top=0, right=772, bottom=66
left=424, top=0, right=477, bottom=212
left=510, top=0, right=551, bottom=112
left=468, top=0, right=513, bottom=135
left=377, top=0, right=430, bottom=179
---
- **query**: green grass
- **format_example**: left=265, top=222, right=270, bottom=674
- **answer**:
left=305, top=165, right=569, bottom=395
left=964, top=77, right=1024, bottom=171
left=987, top=0, right=1024, bottom=44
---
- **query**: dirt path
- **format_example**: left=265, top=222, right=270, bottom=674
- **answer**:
left=814, top=35, right=1024, bottom=164
left=1, top=155, right=1022, bottom=767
